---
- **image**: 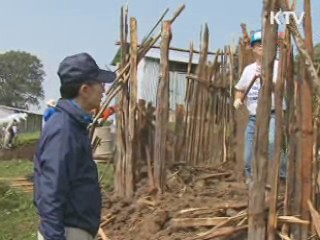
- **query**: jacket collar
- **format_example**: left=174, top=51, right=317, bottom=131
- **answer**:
left=55, top=99, right=93, bottom=129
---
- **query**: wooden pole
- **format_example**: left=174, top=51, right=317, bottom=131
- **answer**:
left=178, top=42, right=194, bottom=163
left=153, top=21, right=171, bottom=193
left=267, top=35, right=286, bottom=240
left=248, top=0, right=279, bottom=239
left=115, top=42, right=219, bottom=56
left=281, top=37, right=295, bottom=238
left=194, top=24, right=209, bottom=165
left=115, top=6, right=127, bottom=197
left=124, top=17, right=138, bottom=199
left=300, top=0, right=314, bottom=238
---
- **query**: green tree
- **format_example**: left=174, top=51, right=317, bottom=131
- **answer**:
left=0, top=51, right=45, bottom=108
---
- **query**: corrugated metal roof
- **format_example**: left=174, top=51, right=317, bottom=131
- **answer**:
left=111, top=46, right=218, bottom=66
left=144, top=48, right=216, bottom=64
left=0, top=105, right=43, bottom=116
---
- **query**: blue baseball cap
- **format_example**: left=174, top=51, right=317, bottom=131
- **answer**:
left=58, top=53, right=116, bottom=85
left=250, top=30, right=262, bottom=47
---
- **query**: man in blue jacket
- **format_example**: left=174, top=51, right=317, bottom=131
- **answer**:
left=34, top=53, right=116, bottom=240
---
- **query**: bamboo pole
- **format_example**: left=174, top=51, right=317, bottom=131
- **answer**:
left=153, top=21, right=171, bottom=193
left=248, top=0, right=279, bottom=239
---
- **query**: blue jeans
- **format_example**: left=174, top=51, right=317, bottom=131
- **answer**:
left=245, top=114, right=287, bottom=179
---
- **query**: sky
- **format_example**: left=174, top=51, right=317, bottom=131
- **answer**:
left=0, top=0, right=319, bottom=112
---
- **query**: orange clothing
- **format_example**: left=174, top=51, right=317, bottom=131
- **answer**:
left=92, top=105, right=118, bottom=121
left=102, top=106, right=117, bottom=120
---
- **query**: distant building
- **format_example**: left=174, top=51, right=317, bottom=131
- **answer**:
left=0, top=105, right=43, bottom=133
left=111, top=47, right=215, bottom=112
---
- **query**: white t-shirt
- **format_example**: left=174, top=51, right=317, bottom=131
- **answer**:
left=235, top=61, right=285, bottom=115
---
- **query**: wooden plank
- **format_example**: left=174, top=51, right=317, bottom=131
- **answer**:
left=153, top=21, right=171, bottom=193
left=247, top=0, right=279, bottom=239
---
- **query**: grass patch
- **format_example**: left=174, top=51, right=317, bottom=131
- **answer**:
left=0, top=159, right=33, bottom=178
left=0, top=160, right=114, bottom=239
left=0, top=182, right=37, bottom=240
left=16, top=131, right=40, bottom=146
left=97, top=163, right=114, bottom=191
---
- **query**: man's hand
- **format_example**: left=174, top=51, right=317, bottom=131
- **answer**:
left=233, top=98, right=243, bottom=109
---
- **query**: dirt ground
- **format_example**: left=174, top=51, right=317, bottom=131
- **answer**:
left=0, top=142, right=36, bottom=161
left=100, top=109, right=251, bottom=240
left=102, top=164, right=251, bottom=240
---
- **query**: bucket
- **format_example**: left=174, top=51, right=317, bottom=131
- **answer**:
left=93, top=126, right=114, bottom=160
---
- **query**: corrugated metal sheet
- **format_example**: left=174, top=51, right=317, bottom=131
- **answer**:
left=138, top=58, right=159, bottom=105
left=169, top=71, right=187, bottom=110
left=0, top=106, right=43, bottom=133
left=137, top=58, right=187, bottom=110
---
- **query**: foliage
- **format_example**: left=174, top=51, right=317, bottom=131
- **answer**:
left=0, top=159, right=114, bottom=239
left=0, top=51, right=45, bottom=108
left=16, top=131, right=41, bottom=146
left=0, top=182, right=37, bottom=240
left=0, top=159, right=33, bottom=178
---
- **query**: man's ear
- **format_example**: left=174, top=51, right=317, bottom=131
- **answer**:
left=79, top=84, right=90, bottom=96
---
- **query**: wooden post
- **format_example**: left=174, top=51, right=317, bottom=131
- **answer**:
left=281, top=38, right=295, bottom=238
left=194, top=25, right=209, bottom=165
left=300, top=0, right=314, bottom=238
left=154, top=21, right=171, bottom=193
left=115, top=6, right=127, bottom=197
left=124, top=17, right=138, bottom=199
left=247, top=0, right=278, bottom=239
left=267, top=34, right=286, bottom=240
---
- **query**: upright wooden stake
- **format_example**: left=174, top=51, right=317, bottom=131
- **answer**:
left=115, top=6, right=127, bottom=197
left=248, top=0, right=278, bottom=239
left=281, top=37, right=295, bottom=238
left=154, top=21, right=171, bottom=193
left=267, top=35, right=286, bottom=240
left=300, top=0, right=314, bottom=238
left=195, top=25, right=209, bottom=164
left=124, top=17, right=138, bottom=199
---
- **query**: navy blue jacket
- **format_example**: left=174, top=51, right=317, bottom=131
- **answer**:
left=34, top=99, right=101, bottom=239
left=43, top=107, right=57, bottom=122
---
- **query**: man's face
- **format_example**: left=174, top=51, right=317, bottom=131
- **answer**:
left=79, top=81, right=105, bottom=110
left=252, top=42, right=263, bottom=57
